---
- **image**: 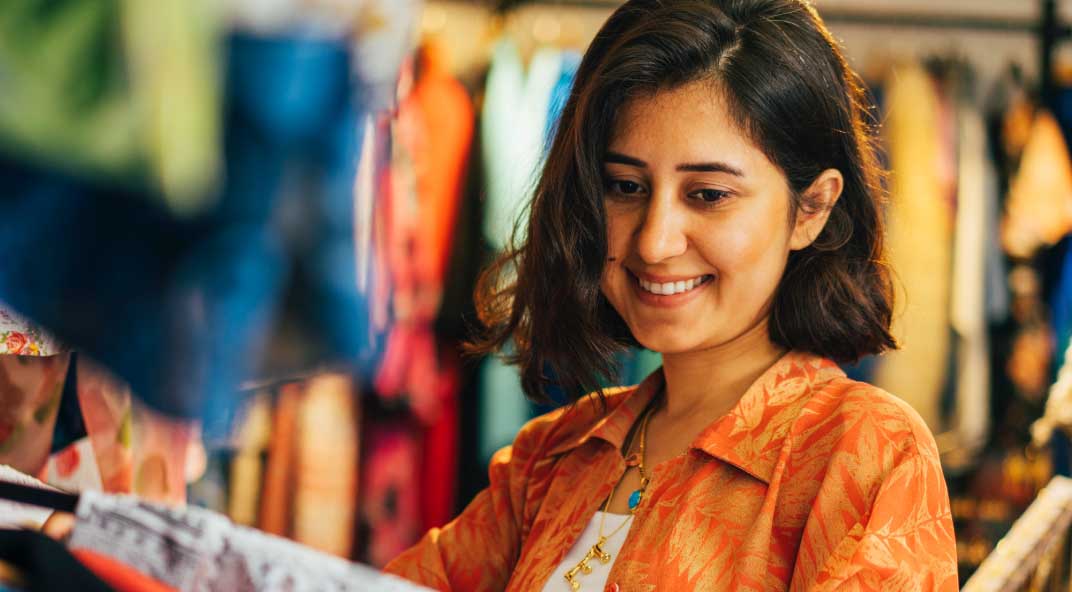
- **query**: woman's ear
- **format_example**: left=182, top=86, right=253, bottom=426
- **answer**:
left=789, top=168, right=844, bottom=251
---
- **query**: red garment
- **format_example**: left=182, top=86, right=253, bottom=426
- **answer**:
left=419, top=354, right=459, bottom=531
left=397, top=40, right=475, bottom=320
left=72, top=549, right=176, bottom=592
left=361, top=420, right=421, bottom=567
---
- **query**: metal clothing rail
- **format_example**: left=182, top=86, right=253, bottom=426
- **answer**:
left=491, top=0, right=1072, bottom=107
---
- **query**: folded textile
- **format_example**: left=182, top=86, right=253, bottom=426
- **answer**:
left=68, top=491, right=431, bottom=591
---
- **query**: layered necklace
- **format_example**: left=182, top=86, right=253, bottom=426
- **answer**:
left=563, top=398, right=658, bottom=591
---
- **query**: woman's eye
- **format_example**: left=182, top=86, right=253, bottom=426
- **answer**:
left=606, top=180, right=644, bottom=195
left=691, top=188, right=729, bottom=204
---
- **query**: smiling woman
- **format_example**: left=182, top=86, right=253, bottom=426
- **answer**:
left=384, top=1, right=958, bottom=590
left=599, top=82, right=848, bottom=358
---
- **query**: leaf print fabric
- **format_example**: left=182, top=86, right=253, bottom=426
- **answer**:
left=384, top=351, right=958, bottom=591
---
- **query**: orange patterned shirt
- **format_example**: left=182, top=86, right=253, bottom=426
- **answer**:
left=385, top=351, right=958, bottom=591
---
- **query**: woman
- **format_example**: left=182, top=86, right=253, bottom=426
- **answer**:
left=386, top=0, right=958, bottom=590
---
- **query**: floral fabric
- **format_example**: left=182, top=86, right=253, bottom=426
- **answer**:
left=385, top=351, right=958, bottom=591
left=0, top=306, right=64, bottom=356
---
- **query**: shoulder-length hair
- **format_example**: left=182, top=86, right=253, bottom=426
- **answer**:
left=472, top=0, right=896, bottom=403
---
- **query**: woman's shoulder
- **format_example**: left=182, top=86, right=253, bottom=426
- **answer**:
left=508, top=385, right=638, bottom=459
left=799, top=371, right=941, bottom=466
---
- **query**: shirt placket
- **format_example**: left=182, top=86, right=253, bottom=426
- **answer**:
left=511, top=442, right=628, bottom=591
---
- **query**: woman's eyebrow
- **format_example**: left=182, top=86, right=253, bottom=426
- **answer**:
left=604, top=151, right=743, bottom=176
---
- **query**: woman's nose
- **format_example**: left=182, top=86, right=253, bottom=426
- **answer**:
left=633, top=196, right=688, bottom=264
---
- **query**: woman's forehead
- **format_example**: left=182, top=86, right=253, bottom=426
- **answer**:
left=606, top=82, right=768, bottom=174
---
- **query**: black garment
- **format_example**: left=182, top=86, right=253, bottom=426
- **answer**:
left=49, top=353, right=86, bottom=454
left=0, top=530, right=112, bottom=592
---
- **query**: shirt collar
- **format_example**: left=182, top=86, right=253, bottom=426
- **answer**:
left=546, top=351, right=845, bottom=484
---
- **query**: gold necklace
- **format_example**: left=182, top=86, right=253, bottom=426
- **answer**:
left=563, top=404, right=655, bottom=591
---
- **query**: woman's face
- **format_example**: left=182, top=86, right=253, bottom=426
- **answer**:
left=600, top=80, right=838, bottom=356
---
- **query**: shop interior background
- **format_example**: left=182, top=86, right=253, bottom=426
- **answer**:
left=4, top=0, right=1072, bottom=588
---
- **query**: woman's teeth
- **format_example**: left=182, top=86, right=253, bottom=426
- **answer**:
left=638, top=275, right=712, bottom=295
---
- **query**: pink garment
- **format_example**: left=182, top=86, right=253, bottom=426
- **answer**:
left=46, top=358, right=195, bottom=503
left=361, top=421, right=421, bottom=567
left=0, top=354, right=70, bottom=476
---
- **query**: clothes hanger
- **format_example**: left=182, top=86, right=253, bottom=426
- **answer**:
left=0, top=481, right=78, bottom=514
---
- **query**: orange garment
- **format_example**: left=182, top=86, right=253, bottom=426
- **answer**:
left=384, top=351, right=958, bottom=591
left=72, top=548, right=176, bottom=592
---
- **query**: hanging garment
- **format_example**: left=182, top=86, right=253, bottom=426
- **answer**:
left=347, top=0, right=424, bottom=112
left=0, top=306, right=69, bottom=477
left=360, top=421, right=422, bottom=568
left=42, top=358, right=196, bottom=504
left=66, top=490, right=433, bottom=592
left=258, top=382, right=301, bottom=537
left=872, top=63, right=954, bottom=431
left=477, top=42, right=568, bottom=465
left=944, top=103, right=994, bottom=468
left=0, top=0, right=220, bottom=215
left=1052, top=248, right=1072, bottom=378
left=0, top=25, right=392, bottom=423
left=292, top=374, right=360, bottom=558
left=355, top=114, right=382, bottom=297
left=480, top=40, right=563, bottom=250
left=58, top=360, right=135, bottom=495
left=397, top=40, right=475, bottom=320
left=226, top=392, right=271, bottom=527
left=0, top=353, right=68, bottom=477
left=478, top=354, right=531, bottom=465
left=544, top=51, right=581, bottom=151
left=1002, top=110, right=1072, bottom=259
left=419, top=355, right=460, bottom=532
left=44, top=438, right=104, bottom=493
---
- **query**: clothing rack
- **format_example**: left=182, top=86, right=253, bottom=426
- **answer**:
left=492, top=0, right=1072, bottom=108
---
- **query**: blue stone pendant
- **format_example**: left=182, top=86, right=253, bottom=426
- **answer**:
left=628, top=489, right=642, bottom=510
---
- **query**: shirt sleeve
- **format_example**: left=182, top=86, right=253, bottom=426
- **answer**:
left=802, top=441, right=959, bottom=591
left=383, top=420, right=544, bottom=591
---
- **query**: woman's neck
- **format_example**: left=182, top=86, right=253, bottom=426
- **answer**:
left=658, top=319, right=787, bottom=424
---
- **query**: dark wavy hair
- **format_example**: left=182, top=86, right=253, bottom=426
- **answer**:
left=471, top=0, right=896, bottom=403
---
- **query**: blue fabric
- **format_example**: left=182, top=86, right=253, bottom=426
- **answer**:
left=1051, top=244, right=1072, bottom=394
left=0, top=33, right=375, bottom=429
left=544, top=50, right=580, bottom=152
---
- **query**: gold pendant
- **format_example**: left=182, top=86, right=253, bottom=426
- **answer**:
left=564, top=537, right=612, bottom=591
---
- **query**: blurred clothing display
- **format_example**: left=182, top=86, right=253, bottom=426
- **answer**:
left=0, top=31, right=377, bottom=425
left=9, top=1, right=1072, bottom=588
left=0, top=0, right=221, bottom=215
left=872, top=62, right=955, bottom=432
left=1002, top=111, right=1072, bottom=259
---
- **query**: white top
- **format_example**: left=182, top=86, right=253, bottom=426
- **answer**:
left=541, top=511, right=634, bottom=592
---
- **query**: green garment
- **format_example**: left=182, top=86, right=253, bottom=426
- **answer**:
left=0, top=0, right=220, bottom=216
